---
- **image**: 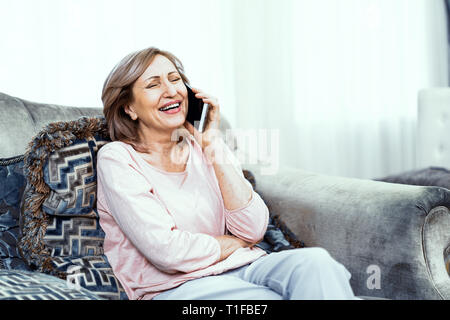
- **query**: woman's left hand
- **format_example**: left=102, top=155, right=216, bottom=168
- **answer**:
left=184, top=87, right=222, bottom=152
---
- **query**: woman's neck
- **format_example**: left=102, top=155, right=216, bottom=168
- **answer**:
left=135, top=124, right=190, bottom=169
left=137, top=124, right=184, bottom=155
left=136, top=137, right=190, bottom=173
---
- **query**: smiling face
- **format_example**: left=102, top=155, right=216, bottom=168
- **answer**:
left=125, top=54, right=188, bottom=136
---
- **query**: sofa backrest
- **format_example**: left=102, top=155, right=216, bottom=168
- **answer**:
left=0, top=92, right=102, bottom=158
left=417, top=87, right=450, bottom=169
left=0, top=92, right=234, bottom=158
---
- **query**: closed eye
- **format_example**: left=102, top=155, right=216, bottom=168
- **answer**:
left=146, top=78, right=181, bottom=89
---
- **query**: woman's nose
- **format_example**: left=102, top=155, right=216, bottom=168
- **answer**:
left=162, top=80, right=177, bottom=97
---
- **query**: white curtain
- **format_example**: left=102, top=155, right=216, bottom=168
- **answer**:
left=0, top=0, right=448, bottom=178
left=231, top=0, right=448, bottom=179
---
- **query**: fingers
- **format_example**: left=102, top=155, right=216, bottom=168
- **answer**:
left=183, top=120, right=194, bottom=134
left=190, top=89, right=221, bottom=126
left=201, top=98, right=219, bottom=107
left=183, top=120, right=204, bottom=146
left=195, top=94, right=218, bottom=105
left=235, top=237, right=255, bottom=248
left=192, top=88, right=219, bottom=107
left=187, top=88, right=221, bottom=135
left=244, top=241, right=256, bottom=248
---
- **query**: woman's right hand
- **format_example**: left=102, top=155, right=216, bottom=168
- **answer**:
left=214, top=235, right=254, bottom=262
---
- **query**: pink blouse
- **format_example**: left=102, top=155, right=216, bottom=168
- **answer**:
left=96, top=134, right=269, bottom=300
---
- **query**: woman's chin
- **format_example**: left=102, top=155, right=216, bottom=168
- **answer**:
left=163, top=116, right=186, bottom=130
left=154, top=110, right=187, bottom=132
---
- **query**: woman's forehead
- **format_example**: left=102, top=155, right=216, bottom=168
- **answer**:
left=142, top=55, right=178, bottom=79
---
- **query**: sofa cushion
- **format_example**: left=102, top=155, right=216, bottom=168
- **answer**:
left=0, top=269, right=103, bottom=300
left=0, top=155, right=31, bottom=271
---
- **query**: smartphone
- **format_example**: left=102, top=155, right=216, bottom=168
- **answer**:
left=185, top=83, right=209, bottom=133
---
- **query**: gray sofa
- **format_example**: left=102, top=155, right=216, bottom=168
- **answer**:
left=1, top=91, right=450, bottom=300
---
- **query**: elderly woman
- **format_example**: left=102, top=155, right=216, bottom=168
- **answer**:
left=97, top=46, right=356, bottom=300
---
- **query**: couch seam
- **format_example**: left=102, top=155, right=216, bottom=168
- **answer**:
left=16, top=97, right=37, bottom=126
left=0, top=154, right=24, bottom=165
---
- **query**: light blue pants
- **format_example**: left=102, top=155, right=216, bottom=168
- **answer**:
left=153, top=247, right=357, bottom=300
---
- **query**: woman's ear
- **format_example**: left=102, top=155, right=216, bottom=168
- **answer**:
left=124, top=105, right=138, bottom=121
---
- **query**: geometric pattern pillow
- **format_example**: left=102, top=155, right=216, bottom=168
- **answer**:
left=44, top=215, right=105, bottom=257
left=17, top=116, right=128, bottom=299
left=41, top=138, right=108, bottom=258
left=42, top=136, right=109, bottom=256
left=0, top=155, right=31, bottom=271
left=42, top=139, right=103, bottom=217
left=42, top=140, right=107, bottom=256
left=52, top=255, right=127, bottom=300
left=0, top=269, right=103, bottom=300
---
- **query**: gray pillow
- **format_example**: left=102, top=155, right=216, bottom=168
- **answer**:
left=375, top=166, right=450, bottom=190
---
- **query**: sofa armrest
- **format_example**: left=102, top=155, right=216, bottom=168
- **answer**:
left=244, top=165, right=450, bottom=300
left=423, top=206, right=450, bottom=299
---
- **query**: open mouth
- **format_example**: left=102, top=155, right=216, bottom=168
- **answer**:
left=159, top=102, right=181, bottom=114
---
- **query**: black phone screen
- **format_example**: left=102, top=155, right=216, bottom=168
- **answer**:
left=185, top=83, right=204, bottom=126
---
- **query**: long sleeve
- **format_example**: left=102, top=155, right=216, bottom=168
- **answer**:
left=97, top=144, right=221, bottom=274
left=219, top=144, right=270, bottom=243
left=225, top=191, right=270, bottom=243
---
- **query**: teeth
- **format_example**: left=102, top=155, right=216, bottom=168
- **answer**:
left=160, top=103, right=180, bottom=111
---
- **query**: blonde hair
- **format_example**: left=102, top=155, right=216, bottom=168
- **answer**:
left=101, top=47, right=189, bottom=152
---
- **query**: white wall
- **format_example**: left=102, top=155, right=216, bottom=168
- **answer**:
left=0, top=0, right=236, bottom=123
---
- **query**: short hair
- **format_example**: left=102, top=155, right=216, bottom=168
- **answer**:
left=101, top=47, right=189, bottom=152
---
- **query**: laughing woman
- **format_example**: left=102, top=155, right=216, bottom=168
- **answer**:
left=96, top=46, right=357, bottom=300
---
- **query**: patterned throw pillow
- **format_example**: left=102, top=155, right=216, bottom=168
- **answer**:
left=0, top=269, right=103, bottom=300
left=52, top=255, right=128, bottom=300
left=42, top=141, right=107, bottom=257
left=0, top=155, right=31, bottom=271
left=18, top=116, right=127, bottom=300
